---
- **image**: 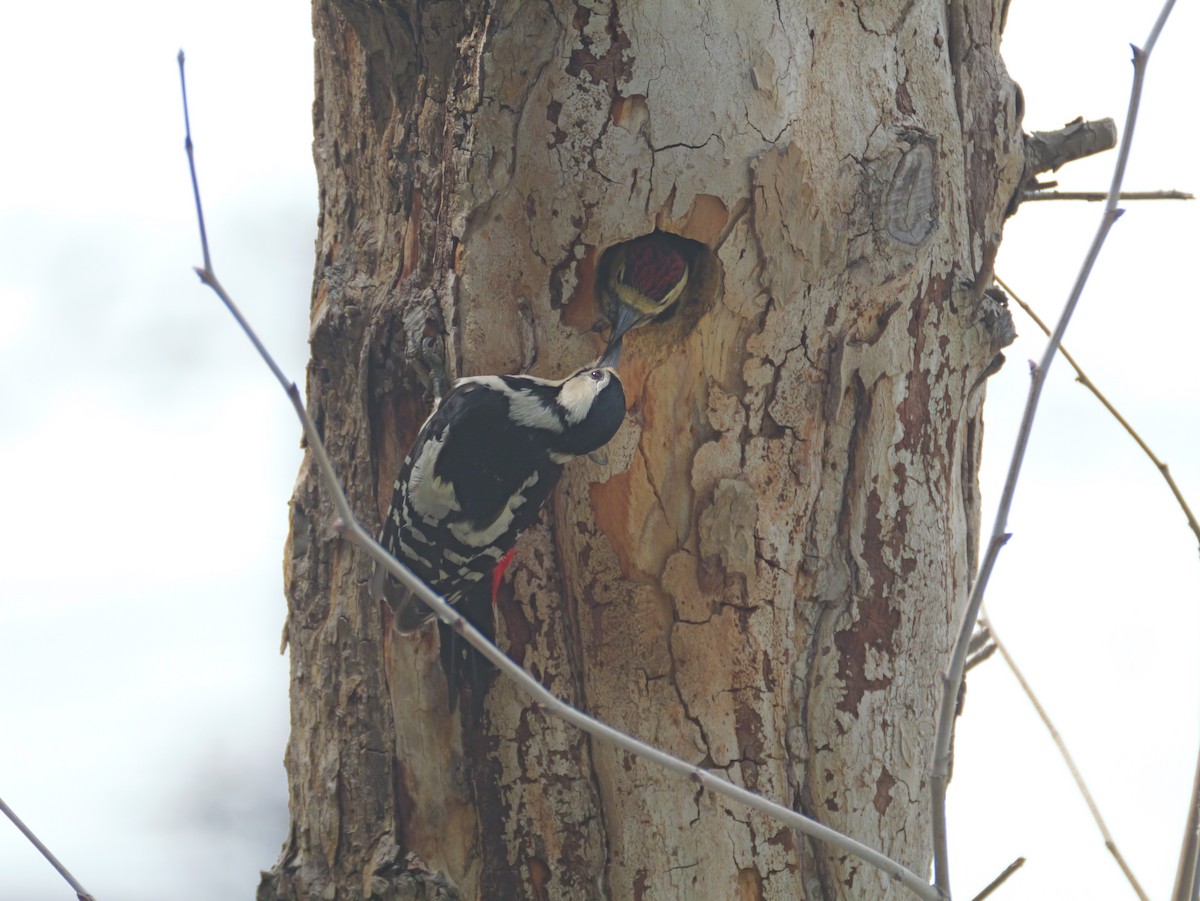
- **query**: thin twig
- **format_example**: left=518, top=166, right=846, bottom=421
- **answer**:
left=0, top=795, right=96, bottom=901
left=178, top=53, right=289, bottom=392
left=177, top=53, right=943, bottom=901
left=177, top=51, right=210, bottom=277
left=981, top=613, right=1150, bottom=900
left=963, top=643, right=996, bottom=672
left=1191, top=844, right=1200, bottom=901
left=1188, top=814, right=1200, bottom=901
left=967, top=625, right=992, bottom=655
left=1175, top=754, right=1200, bottom=901
left=997, top=276, right=1200, bottom=899
left=968, top=856, right=1025, bottom=901
left=1023, top=189, right=1193, bottom=202
left=929, top=4, right=1178, bottom=895
left=996, top=276, right=1200, bottom=551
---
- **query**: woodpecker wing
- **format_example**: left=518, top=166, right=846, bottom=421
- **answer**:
left=377, top=378, right=566, bottom=630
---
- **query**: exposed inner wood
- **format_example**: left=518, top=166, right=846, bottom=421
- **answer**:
left=259, top=2, right=1024, bottom=899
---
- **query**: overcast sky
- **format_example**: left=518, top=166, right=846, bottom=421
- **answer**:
left=1, top=2, right=1197, bottom=900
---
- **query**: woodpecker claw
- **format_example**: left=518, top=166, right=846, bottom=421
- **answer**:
left=420, top=334, right=448, bottom=403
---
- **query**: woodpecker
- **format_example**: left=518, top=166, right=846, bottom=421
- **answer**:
left=600, top=232, right=691, bottom=357
left=373, top=342, right=626, bottom=632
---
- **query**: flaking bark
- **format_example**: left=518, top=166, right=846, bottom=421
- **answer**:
left=261, top=2, right=1022, bottom=899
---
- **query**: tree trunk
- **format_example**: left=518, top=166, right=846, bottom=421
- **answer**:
left=260, top=1, right=1022, bottom=899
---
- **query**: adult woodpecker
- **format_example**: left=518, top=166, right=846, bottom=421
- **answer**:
left=372, top=342, right=626, bottom=632
left=600, top=232, right=691, bottom=357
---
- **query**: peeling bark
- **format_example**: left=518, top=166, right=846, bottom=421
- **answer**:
left=261, top=1, right=1022, bottom=899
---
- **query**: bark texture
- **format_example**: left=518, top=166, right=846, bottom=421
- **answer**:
left=260, top=1, right=1022, bottom=899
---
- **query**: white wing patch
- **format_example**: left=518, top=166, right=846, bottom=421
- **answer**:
left=407, top=433, right=459, bottom=521
left=455, top=375, right=508, bottom=391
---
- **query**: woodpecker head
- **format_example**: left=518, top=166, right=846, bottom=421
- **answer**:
left=549, top=361, right=626, bottom=459
left=600, top=234, right=690, bottom=358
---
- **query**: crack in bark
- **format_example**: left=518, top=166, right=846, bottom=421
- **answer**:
left=892, top=0, right=921, bottom=34
left=666, top=622, right=717, bottom=767
left=635, top=440, right=674, bottom=562
left=833, top=374, right=869, bottom=599
left=852, top=0, right=889, bottom=38
left=746, top=115, right=792, bottom=147
left=796, top=601, right=839, bottom=900
left=652, top=133, right=723, bottom=153
left=284, top=1, right=1025, bottom=895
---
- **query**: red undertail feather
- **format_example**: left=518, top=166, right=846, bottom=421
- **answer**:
left=491, top=547, right=517, bottom=605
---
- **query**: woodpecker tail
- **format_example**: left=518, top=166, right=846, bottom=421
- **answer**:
left=439, top=587, right=498, bottom=713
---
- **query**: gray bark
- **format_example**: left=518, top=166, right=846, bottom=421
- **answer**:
left=260, top=2, right=1022, bottom=898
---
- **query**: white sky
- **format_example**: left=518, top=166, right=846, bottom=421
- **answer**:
left=0, top=2, right=1196, bottom=900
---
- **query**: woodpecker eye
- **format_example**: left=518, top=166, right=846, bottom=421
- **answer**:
left=589, top=369, right=605, bottom=382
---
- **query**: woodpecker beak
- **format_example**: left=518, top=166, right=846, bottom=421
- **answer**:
left=601, top=301, right=639, bottom=364
left=598, top=329, right=623, bottom=368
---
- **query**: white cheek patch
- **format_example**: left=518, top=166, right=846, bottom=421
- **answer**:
left=408, top=434, right=460, bottom=520
left=558, top=372, right=606, bottom=424
left=449, top=470, right=540, bottom=546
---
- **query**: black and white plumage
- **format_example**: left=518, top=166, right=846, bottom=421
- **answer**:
left=373, top=353, right=626, bottom=632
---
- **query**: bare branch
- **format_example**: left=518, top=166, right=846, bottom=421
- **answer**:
left=0, top=795, right=96, bottom=901
left=178, top=53, right=943, bottom=901
left=968, top=856, right=1025, bottom=901
left=930, top=3, right=1179, bottom=894
left=982, top=613, right=1149, bottom=900
left=997, top=276, right=1200, bottom=551
left=1025, top=118, right=1116, bottom=177
left=1023, top=189, right=1192, bottom=202
left=963, top=643, right=996, bottom=673
left=998, top=276, right=1200, bottom=900
left=1174, top=756, right=1200, bottom=901
left=177, top=51, right=210, bottom=277
left=967, top=625, right=992, bottom=655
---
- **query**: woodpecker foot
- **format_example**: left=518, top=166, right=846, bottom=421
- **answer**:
left=420, top=334, right=448, bottom=404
